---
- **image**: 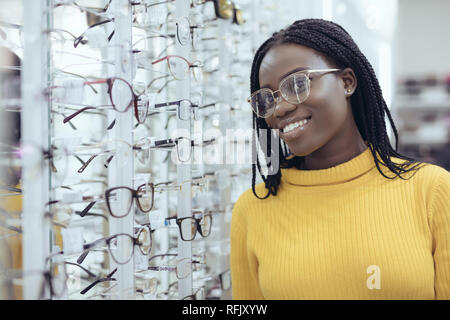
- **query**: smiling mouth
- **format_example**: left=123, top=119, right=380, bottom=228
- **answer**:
left=280, top=116, right=312, bottom=134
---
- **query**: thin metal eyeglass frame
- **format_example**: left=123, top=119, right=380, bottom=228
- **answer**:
left=247, top=68, right=341, bottom=118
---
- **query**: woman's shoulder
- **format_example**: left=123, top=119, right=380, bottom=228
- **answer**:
left=383, top=153, right=449, bottom=182
left=233, top=182, right=267, bottom=210
left=388, top=157, right=450, bottom=196
left=231, top=182, right=269, bottom=227
left=414, top=161, right=450, bottom=188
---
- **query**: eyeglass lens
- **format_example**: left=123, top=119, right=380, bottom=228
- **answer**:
left=250, top=73, right=309, bottom=117
left=108, top=234, right=135, bottom=264
left=106, top=187, right=134, bottom=218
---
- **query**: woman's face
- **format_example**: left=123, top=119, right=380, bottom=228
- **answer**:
left=258, top=43, right=357, bottom=157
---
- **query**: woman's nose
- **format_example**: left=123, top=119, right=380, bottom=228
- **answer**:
left=273, top=98, right=297, bottom=118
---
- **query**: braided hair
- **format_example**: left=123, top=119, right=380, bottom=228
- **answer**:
left=250, top=19, right=425, bottom=199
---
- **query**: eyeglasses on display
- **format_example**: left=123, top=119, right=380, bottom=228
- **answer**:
left=76, top=225, right=152, bottom=265
left=49, top=77, right=150, bottom=124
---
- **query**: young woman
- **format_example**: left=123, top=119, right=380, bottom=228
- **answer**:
left=230, top=19, right=450, bottom=300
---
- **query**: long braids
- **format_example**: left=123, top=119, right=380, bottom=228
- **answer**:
left=250, top=19, right=425, bottom=199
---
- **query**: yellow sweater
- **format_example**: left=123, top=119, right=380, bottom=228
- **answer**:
left=230, top=146, right=450, bottom=299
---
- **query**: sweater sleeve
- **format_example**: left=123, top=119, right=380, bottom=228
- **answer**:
left=230, top=193, right=265, bottom=300
left=429, top=167, right=450, bottom=300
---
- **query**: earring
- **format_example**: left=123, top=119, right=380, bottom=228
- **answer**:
left=346, top=89, right=352, bottom=95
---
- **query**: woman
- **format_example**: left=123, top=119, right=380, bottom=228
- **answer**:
left=230, top=19, right=450, bottom=300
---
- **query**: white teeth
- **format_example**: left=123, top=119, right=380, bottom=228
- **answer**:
left=282, top=118, right=310, bottom=133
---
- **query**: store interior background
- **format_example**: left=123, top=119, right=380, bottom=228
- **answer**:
left=0, top=0, right=449, bottom=300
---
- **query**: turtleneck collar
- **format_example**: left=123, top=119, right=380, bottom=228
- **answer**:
left=281, top=144, right=377, bottom=187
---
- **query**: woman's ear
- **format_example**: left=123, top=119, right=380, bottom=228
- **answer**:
left=340, top=67, right=357, bottom=97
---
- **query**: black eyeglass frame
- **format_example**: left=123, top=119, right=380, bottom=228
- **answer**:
left=166, top=213, right=212, bottom=241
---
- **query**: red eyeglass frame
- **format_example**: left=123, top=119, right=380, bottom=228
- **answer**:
left=58, top=77, right=149, bottom=124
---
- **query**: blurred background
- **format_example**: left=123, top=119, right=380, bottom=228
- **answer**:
left=0, top=0, right=448, bottom=300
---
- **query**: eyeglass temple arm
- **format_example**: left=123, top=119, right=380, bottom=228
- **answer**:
left=75, top=210, right=108, bottom=221
left=77, top=153, right=98, bottom=173
left=63, top=106, right=96, bottom=123
left=77, top=238, right=106, bottom=264
left=84, top=79, right=109, bottom=86
left=1, top=185, right=22, bottom=193
left=199, top=102, right=216, bottom=109
left=77, top=148, right=114, bottom=173
left=151, top=56, right=169, bottom=65
left=152, top=138, right=175, bottom=148
left=154, top=100, right=182, bottom=109
left=153, top=55, right=192, bottom=65
left=156, top=41, right=175, bottom=59
left=0, top=221, right=22, bottom=234
left=55, top=71, right=98, bottom=94
left=147, top=74, right=169, bottom=90
left=64, top=261, right=97, bottom=278
left=46, top=28, right=79, bottom=41
left=80, top=269, right=117, bottom=295
left=73, top=19, right=114, bottom=48
left=156, top=78, right=175, bottom=94
left=79, top=201, right=97, bottom=217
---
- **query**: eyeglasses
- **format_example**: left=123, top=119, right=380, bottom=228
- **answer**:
left=131, top=0, right=175, bottom=28
left=71, top=139, right=133, bottom=173
left=38, top=250, right=112, bottom=297
left=152, top=98, right=200, bottom=121
left=71, top=135, right=211, bottom=173
left=52, top=104, right=117, bottom=133
left=152, top=211, right=212, bottom=241
left=248, top=68, right=341, bottom=118
left=134, top=14, right=202, bottom=48
left=48, top=77, right=150, bottom=124
left=45, top=18, right=114, bottom=49
left=147, top=254, right=204, bottom=279
left=76, top=225, right=152, bottom=265
left=171, top=213, right=212, bottom=241
left=151, top=55, right=203, bottom=81
left=78, top=181, right=180, bottom=218
left=150, top=137, right=216, bottom=163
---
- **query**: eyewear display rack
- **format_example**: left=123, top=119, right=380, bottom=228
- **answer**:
left=16, top=0, right=257, bottom=300
left=21, top=0, right=50, bottom=300
left=0, top=0, right=406, bottom=300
